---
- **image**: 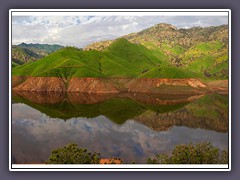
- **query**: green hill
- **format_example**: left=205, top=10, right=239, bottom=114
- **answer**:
left=12, top=47, right=104, bottom=78
left=85, top=23, right=228, bottom=79
left=12, top=39, right=196, bottom=79
left=12, top=23, right=228, bottom=80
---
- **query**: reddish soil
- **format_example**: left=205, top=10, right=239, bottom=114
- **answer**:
left=125, top=78, right=207, bottom=94
left=12, top=76, right=228, bottom=95
left=67, top=78, right=120, bottom=93
left=12, top=76, right=28, bottom=88
left=13, top=77, right=66, bottom=92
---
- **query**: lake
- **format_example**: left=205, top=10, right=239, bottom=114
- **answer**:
left=11, top=92, right=229, bottom=164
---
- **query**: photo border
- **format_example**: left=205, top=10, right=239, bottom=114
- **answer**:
left=9, top=9, right=231, bottom=171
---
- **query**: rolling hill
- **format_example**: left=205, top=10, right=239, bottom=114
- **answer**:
left=12, top=39, right=196, bottom=79
left=12, top=23, right=228, bottom=94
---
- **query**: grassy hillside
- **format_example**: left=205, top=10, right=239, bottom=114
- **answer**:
left=13, top=47, right=104, bottom=78
left=84, top=23, right=228, bottom=79
left=101, top=38, right=167, bottom=77
left=181, top=41, right=228, bottom=79
left=13, top=39, right=197, bottom=79
left=13, top=23, right=228, bottom=80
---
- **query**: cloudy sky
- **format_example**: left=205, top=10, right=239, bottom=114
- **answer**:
left=12, top=15, right=228, bottom=48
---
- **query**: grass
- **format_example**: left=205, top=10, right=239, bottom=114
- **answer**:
left=12, top=38, right=227, bottom=80
left=12, top=62, right=19, bottom=67
left=179, top=40, right=228, bottom=79
left=195, top=41, right=223, bottom=51
left=139, top=65, right=196, bottom=78
left=12, top=47, right=104, bottom=78
left=171, top=44, right=186, bottom=55
left=12, top=39, right=197, bottom=79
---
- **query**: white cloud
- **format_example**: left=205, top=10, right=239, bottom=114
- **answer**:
left=12, top=15, right=228, bottom=48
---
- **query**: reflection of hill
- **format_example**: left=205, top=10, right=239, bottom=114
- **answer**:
left=12, top=92, right=228, bottom=132
left=12, top=92, right=196, bottom=123
left=135, top=94, right=228, bottom=133
left=12, top=91, right=65, bottom=104
left=13, top=92, right=146, bottom=124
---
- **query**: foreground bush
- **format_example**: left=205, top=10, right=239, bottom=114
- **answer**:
left=46, top=142, right=228, bottom=164
left=147, top=142, right=228, bottom=164
left=45, top=143, right=101, bottom=164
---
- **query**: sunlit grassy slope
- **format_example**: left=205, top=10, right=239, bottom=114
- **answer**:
left=180, top=41, right=228, bottom=79
left=12, top=39, right=197, bottom=79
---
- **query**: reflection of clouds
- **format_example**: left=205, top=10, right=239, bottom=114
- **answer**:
left=12, top=103, right=228, bottom=164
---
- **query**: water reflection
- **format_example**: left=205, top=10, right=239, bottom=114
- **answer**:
left=12, top=92, right=228, bottom=164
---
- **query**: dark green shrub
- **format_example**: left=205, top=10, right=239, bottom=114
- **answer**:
left=45, top=143, right=101, bottom=164
left=147, top=142, right=228, bottom=164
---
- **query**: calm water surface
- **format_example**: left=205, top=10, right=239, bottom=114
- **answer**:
left=12, top=92, right=228, bottom=164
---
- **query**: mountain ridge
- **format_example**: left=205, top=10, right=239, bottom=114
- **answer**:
left=12, top=43, right=64, bottom=66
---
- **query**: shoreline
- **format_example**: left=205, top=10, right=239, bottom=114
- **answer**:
left=12, top=76, right=228, bottom=95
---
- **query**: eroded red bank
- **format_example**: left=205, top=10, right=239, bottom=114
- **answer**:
left=12, top=76, right=228, bottom=95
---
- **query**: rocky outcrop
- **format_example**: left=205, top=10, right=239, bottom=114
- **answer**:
left=84, top=23, right=228, bottom=51
left=84, top=40, right=113, bottom=51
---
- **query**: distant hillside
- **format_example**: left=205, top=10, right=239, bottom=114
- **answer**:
left=84, top=23, right=228, bottom=79
left=12, top=43, right=64, bottom=67
left=18, top=43, right=64, bottom=55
